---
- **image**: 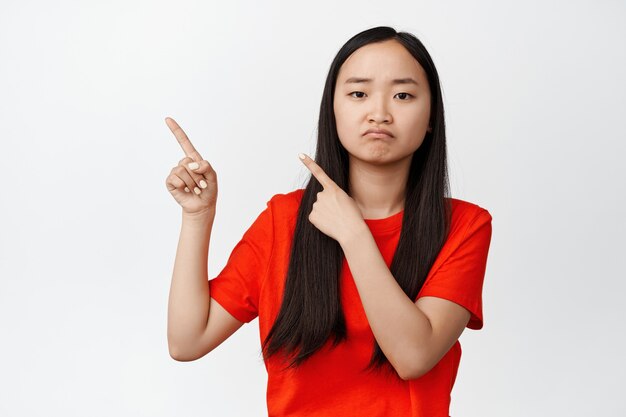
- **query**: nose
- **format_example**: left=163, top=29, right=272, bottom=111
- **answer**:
left=367, top=96, right=392, bottom=124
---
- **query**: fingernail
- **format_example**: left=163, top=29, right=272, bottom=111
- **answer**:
left=199, top=180, right=207, bottom=189
left=194, top=187, right=201, bottom=195
left=188, top=162, right=199, bottom=170
left=298, top=153, right=305, bottom=160
left=184, top=187, right=190, bottom=192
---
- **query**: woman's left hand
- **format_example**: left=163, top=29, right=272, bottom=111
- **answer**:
left=298, top=153, right=367, bottom=245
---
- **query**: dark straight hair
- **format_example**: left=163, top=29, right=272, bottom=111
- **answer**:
left=261, top=26, right=452, bottom=377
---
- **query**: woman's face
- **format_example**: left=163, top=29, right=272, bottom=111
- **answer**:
left=333, top=39, right=432, bottom=165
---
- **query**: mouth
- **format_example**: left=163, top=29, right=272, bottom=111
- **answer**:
left=363, top=127, right=394, bottom=138
left=364, top=132, right=393, bottom=139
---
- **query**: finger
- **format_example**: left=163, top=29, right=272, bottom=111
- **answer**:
left=184, top=158, right=214, bottom=177
left=298, top=153, right=335, bottom=190
left=172, top=166, right=203, bottom=195
left=165, top=117, right=203, bottom=162
left=165, top=174, right=188, bottom=193
left=178, top=156, right=211, bottom=188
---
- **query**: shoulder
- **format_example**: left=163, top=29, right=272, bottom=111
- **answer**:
left=443, top=197, right=493, bottom=252
left=448, top=197, right=492, bottom=231
left=423, top=198, right=493, bottom=281
left=268, top=188, right=305, bottom=205
left=267, top=188, right=304, bottom=208
left=265, top=188, right=305, bottom=221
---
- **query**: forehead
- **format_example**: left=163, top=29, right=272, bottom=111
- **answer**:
left=337, top=40, right=427, bottom=84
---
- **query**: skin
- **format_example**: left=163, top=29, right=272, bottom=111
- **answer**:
left=332, top=39, right=432, bottom=219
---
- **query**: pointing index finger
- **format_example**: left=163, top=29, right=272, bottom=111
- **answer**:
left=299, top=153, right=335, bottom=190
left=165, top=117, right=203, bottom=162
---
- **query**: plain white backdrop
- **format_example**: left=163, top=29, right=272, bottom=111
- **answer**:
left=1, top=0, right=624, bottom=415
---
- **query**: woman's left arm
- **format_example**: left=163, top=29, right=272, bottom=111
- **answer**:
left=340, top=228, right=471, bottom=380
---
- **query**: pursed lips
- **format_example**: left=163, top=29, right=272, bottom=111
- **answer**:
left=363, top=128, right=394, bottom=138
left=364, top=131, right=394, bottom=138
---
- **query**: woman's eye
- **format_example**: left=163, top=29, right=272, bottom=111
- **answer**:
left=349, top=91, right=366, bottom=98
left=395, top=92, right=413, bottom=100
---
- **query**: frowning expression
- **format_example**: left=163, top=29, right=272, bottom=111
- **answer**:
left=333, top=39, right=432, bottom=164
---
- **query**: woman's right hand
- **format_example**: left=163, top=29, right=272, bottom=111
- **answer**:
left=164, top=117, right=218, bottom=216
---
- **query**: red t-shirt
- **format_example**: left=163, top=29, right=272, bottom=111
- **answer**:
left=208, top=188, right=493, bottom=417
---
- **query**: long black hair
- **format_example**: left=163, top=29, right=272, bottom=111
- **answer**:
left=261, top=26, right=452, bottom=377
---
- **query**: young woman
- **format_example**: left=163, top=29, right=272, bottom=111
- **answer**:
left=166, top=26, right=493, bottom=417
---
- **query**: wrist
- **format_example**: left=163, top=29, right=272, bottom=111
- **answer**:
left=339, top=221, right=370, bottom=248
left=182, top=208, right=216, bottom=223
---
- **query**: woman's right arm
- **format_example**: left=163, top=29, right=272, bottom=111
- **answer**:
left=167, top=210, right=213, bottom=359
left=164, top=117, right=244, bottom=361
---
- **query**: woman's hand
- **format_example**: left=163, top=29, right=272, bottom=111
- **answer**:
left=164, top=117, right=218, bottom=216
left=298, top=153, right=367, bottom=245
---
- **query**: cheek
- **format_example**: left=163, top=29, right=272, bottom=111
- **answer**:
left=333, top=103, right=352, bottom=136
left=337, top=106, right=362, bottom=125
left=403, top=104, right=430, bottom=130
left=334, top=100, right=346, bottom=121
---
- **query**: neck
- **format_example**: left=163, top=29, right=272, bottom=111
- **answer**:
left=347, top=155, right=410, bottom=219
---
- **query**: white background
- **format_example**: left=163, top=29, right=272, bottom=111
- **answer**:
left=1, top=0, right=624, bottom=416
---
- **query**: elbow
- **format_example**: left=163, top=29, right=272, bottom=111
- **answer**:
left=168, top=343, right=199, bottom=362
left=400, top=363, right=427, bottom=381
left=168, top=331, right=200, bottom=361
left=169, top=346, right=186, bottom=362
left=398, top=350, right=429, bottom=381
left=169, top=349, right=195, bottom=362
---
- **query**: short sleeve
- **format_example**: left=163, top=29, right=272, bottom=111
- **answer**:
left=417, top=209, right=493, bottom=330
left=208, top=198, right=274, bottom=324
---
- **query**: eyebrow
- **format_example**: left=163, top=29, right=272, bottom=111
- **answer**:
left=344, top=77, right=419, bottom=86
